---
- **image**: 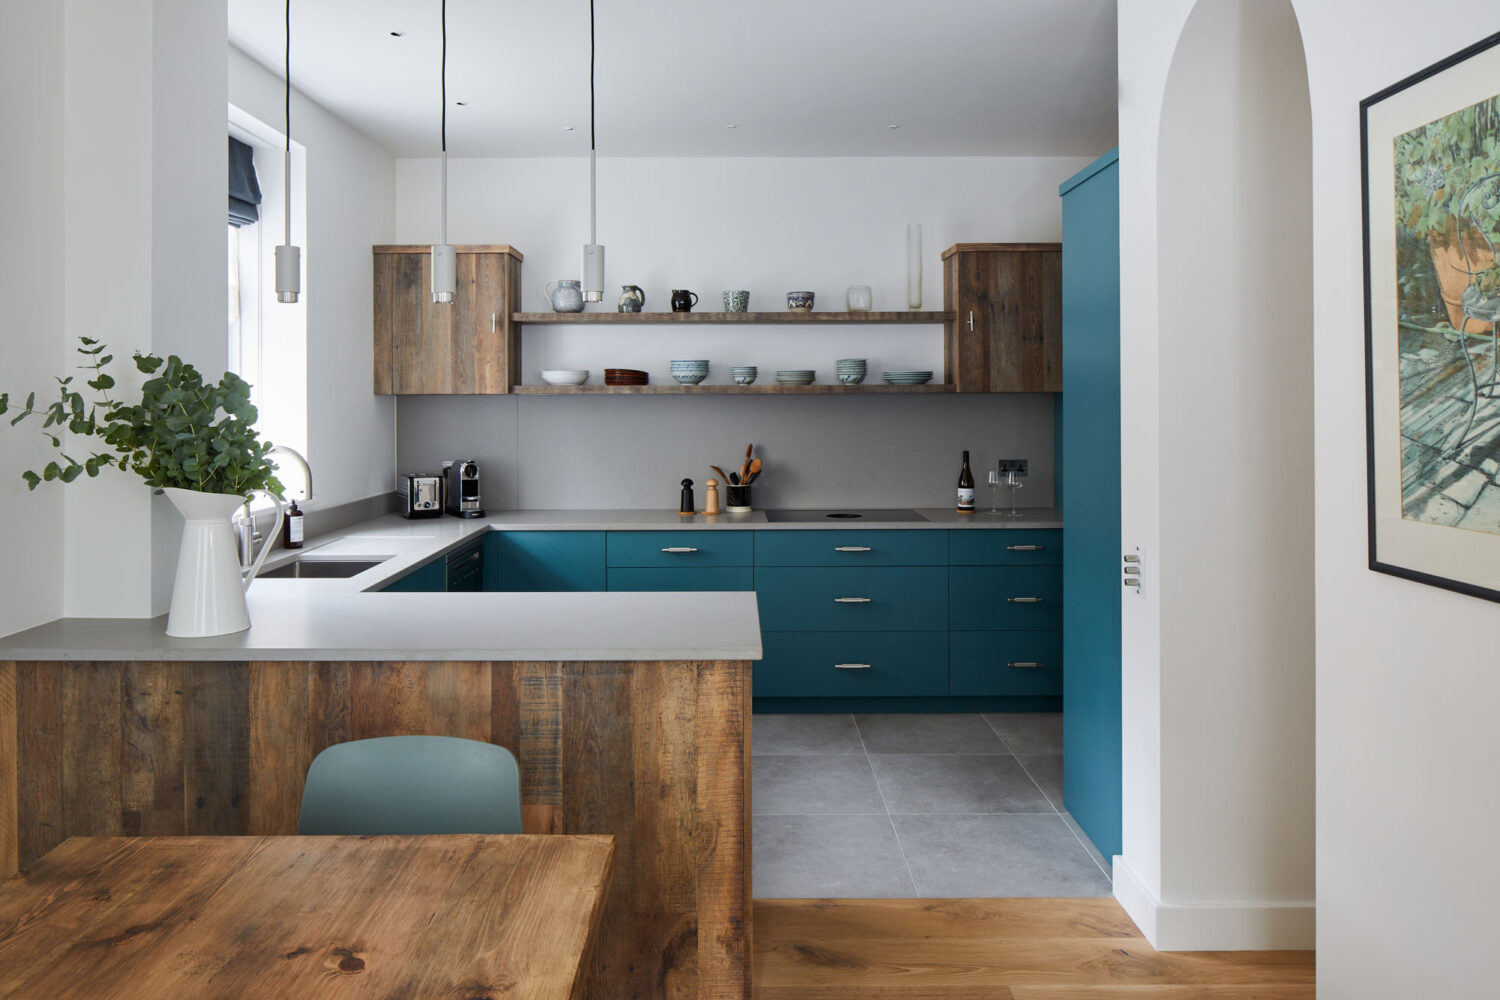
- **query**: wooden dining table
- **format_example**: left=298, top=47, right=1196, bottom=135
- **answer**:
left=0, top=834, right=614, bottom=999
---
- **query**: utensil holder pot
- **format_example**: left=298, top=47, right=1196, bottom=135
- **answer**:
left=725, top=484, right=751, bottom=513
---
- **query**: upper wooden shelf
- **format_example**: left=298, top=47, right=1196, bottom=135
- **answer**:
left=513, top=311, right=953, bottom=325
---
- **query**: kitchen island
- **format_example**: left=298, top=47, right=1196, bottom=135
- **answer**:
left=0, top=588, right=760, bottom=1000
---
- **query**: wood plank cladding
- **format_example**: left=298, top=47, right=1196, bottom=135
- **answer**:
left=942, top=243, right=1062, bottom=392
left=0, top=658, right=752, bottom=1000
left=373, top=245, right=523, bottom=395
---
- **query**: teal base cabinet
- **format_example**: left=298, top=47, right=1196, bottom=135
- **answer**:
left=949, top=566, right=1063, bottom=630
left=948, top=631, right=1063, bottom=696
left=607, top=567, right=754, bottom=592
left=756, top=632, right=948, bottom=698
left=606, top=530, right=753, bottom=592
left=380, top=557, right=446, bottom=593
left=755, top=567, right=948, bottom=632
left=484, top=531, right=605, bottom=591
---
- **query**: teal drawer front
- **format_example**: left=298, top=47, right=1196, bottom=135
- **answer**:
left=754, top=530, right=947, bottom=567
left=949, top=630, right=1063, bottom=696
left=949, top=530, right=1063, bottom=566
left=756, top=567, right=947, bottom=631
left=950, top=566, right=1063, bottom=629
left=381, top=557, right=446, bottom=593
left=606, top=531, right=753, bottom=568
left=757, top=631, right=949, bottom=697
left=485, top=531, right=606, bottom=591
left=607, top=567, right=754, bottom=592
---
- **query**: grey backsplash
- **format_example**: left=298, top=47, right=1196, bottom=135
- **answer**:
left=395, top=393, right=1055, bottom=511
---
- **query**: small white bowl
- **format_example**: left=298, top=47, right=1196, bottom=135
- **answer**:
left=540, top=369, right=589, bottom=385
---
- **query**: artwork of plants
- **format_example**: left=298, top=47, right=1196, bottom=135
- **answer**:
left=1392, top=92, right=1500, bottom=531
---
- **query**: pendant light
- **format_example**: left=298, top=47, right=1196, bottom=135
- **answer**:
left=431, top=0, right=456, bottom=304
left=581, top=0, right=604, bottom=302
left=274, top=0, right=301, bottom=304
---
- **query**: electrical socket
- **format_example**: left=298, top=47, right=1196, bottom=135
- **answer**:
left=997, top=459, right=1028, bottom=476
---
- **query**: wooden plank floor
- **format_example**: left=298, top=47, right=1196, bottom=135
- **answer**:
left=753, top=898, right=1315, bottom=999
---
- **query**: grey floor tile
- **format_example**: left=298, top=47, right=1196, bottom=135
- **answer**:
left=855, top=713, right=1009, bottom=754
left=870, top=755, right=1052, bottom=815
left=893, top=814, right=1113, bottom=897
left=753, top=714, right=865, bottom=755
left=753, top=815, right=916, bottom=898
left=1015, top=753, right=1063, bottom=810
left=982, top=712, right=1064, bottom=754
left=1061, top=811, right=1114, bottom=881
left=754, top=755, right=886, bottom=816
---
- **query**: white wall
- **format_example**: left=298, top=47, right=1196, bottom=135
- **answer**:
left=0, top=1, right=66, bottom=636
left=392, top=155, right=1088, bottom=508
left=1115, top=0, right=1316, bottom=950
left=1295, top=1, right=1500, bottom=996
left=228, top=46, right=397, bottom=508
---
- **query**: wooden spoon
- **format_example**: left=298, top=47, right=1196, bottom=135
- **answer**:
left=739, top=444, right=753, bottom=484
left=710, top=465, right=731, bottom=484
left=745, top=458, right=763, bottom=484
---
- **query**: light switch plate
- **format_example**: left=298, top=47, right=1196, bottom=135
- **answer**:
left=997, top=459, right=1028, bottom=476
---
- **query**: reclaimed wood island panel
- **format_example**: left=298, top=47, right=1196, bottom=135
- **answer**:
left=0, top=658, right=752, bottom=1000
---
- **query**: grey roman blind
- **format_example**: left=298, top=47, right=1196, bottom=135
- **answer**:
left=228, top=136, right=261, bottom=227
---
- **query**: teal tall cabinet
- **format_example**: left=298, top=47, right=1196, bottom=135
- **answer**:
left=1059, top=150, right=1121, bottom=860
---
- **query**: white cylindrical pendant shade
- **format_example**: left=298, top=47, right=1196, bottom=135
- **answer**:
left=906, top=224, right=922, bottom=310
left=582, top=244, right=605, bottom=302
left=431, top=243, right=456, bottom=304
left=275, top=243, right=301, bottom=304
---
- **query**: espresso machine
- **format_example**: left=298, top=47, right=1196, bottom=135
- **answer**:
left=443, top=460, right=485, bottom=518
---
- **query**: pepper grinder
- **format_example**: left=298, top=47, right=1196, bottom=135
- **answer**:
left=704, top=478, right=721, bottom=515
left=679, top=478, right=695, bottom=516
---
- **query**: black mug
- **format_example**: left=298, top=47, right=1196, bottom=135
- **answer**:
left=671, top=289, right=699, bottom=312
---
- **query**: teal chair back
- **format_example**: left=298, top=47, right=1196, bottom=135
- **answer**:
left=298, top=735, right=523, bottom=835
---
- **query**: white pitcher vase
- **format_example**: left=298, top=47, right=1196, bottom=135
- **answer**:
left=164, top=487, right=284, bottom=638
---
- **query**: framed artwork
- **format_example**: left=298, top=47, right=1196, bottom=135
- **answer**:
left=1363, top=31, right=1500, bottom=602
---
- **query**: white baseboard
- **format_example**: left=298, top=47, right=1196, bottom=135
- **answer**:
left=1113, top=855, right=1315, bottom=951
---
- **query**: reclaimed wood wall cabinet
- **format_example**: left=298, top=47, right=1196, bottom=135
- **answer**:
left=942, top=243, right=1062, bottom=392
left=372, top=245, right=523, bottom=395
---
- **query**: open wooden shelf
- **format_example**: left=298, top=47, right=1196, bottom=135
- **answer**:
left=513, top=311, right=953, bottom=325
left=512, top=383, right=954, bottom=395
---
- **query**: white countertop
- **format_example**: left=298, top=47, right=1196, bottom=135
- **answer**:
left=0, top=506, right=1061, bottom=662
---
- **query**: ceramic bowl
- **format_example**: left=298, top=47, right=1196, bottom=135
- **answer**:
left=786, top=291, right=815, bottom=312
left=540, top=369, right=589, bottom=385
left=838, top=372, right=866, bottom=385
left=733, top=373, right=758, bottom=385
left=672, top=372, right=709, bottom=385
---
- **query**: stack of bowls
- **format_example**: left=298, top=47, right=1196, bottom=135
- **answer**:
left=670, top=359, right=710, bottom=385
left=836, top=358, right=867, bottom=385
left=732, top=366, right=759, bottom=385
left=776, top=369, right=816, bottom=386
left=882, top=369, right=934, bottom=386
left=605, top=368, right=649, bottom=386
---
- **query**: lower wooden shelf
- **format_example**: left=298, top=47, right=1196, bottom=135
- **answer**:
left=511, top=383, right=955, bottom=395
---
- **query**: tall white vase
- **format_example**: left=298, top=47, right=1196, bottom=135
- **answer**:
left=164, top=487, right=284, bottom=638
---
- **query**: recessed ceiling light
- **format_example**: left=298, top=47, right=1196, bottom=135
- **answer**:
left=389, top=30, right=404, bottom=37
left=725, top=123, right=738, bottom=129
left=455, top=101, right=468, bottom=106
left=887, top=123, right=901, bottom=129
left=563, top=126, right=576, bottom=131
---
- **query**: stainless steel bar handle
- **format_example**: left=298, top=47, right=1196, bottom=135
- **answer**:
left=834, top=597, right=872, bottom=603
left=834, top=663, right=872, bottom=670
left=1006, top=544, right=1045, bottom=551
left=660, top=547, right=700, bottom=553
left=1006, top=596, right=1045, bottom=603
left=834, top=546, right=873, bottom=552
left=492, top=312, right=497, bottom=333
left=1007, top=661, right=1046, bottom=669
left=968, top=310, right=975, bottom=331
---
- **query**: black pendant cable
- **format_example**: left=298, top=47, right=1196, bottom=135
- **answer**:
left=274, top=0, right=301, bottom=303
left=432, top=0, right=456, bottom=303
left=581, top=0, right=605, bottom=301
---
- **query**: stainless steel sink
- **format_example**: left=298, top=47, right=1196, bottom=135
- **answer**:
left=261, top=559, right=387, bottom=579
left=762, top=509, right=930, bottom=523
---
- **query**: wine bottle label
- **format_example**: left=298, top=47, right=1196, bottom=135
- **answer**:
left=289, top=518, right=304, bottom=543
left=957, top=488, right=975, bottom=510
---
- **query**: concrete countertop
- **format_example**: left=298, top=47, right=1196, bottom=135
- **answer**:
left=0, top=506, right=1061, bottom=663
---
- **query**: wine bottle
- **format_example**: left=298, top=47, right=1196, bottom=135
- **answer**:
left=956, top=451, right=975, bottom=513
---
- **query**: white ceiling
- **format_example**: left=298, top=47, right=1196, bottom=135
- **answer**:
left=228, top=0, right=1117, bottom=158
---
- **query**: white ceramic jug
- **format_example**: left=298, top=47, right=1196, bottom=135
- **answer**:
left=164, top=487, right=284, bottom=638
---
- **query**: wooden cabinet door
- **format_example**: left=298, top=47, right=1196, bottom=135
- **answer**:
left=944, top=244, right=1062, bottom=392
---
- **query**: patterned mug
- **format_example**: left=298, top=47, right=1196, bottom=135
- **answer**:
left=722, top=290, right=749, bottom=313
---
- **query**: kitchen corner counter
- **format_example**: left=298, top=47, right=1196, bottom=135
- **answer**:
left=469, top=507, right=1063, bottom=530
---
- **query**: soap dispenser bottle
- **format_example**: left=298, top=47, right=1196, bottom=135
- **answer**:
left=284, top=499, right=304, bottom=548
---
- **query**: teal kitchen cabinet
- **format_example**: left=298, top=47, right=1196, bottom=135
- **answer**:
left=606, top=530, right=753, bottom=568
left=756, top=631, right=949, bottom=698
left=948, top=630, right=1063, bottom=696
left=949, top=565, right=1063, bottom=630
left=1061, top=148, right=1123, bottom=858
left=380, top=555, right=446, bottom=593
left=755, top=567, right=948, bottom=632
left=484, top=531, right=606, bottom=591
left=948, top=529, right=1063, bottom=566
left=754, top=530, right=946, bottom=567
left=607, top=567, right=754, bottom=591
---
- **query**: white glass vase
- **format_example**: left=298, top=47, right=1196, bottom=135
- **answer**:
left=906, top=224, right=922, bottom=309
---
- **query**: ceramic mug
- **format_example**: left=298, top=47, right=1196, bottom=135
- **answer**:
left=671, top=289, right=699, bottom=312
left=786, top=290, right=815, bottom=312
left=722, top=290, right=749, bottom=313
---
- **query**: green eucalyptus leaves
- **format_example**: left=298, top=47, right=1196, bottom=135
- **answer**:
left=0, top=338, right=283, bottom=497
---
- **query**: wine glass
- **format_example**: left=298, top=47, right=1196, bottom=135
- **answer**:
left=986, top=470, right=1004, bottom=515
left=1004, top=470, right=1025, bottom=517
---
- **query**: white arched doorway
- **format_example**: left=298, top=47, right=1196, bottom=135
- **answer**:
left=1116, top=0, right=1316, bottom=950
